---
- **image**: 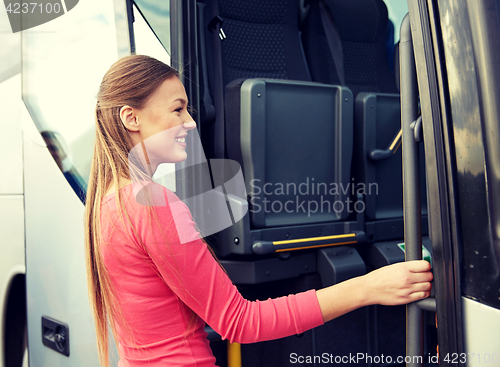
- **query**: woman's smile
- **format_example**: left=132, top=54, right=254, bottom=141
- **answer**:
left=175, top=134, right=187, bottom=147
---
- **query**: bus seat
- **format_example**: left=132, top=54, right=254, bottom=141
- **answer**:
left=353, top=92, right=403, bottom=223
left=200, top=0, right=361, bottom=257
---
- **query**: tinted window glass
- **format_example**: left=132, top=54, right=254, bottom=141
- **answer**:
left=438, top=0, right=500, bottom=309
left=383, top=0, right=408, bottom=42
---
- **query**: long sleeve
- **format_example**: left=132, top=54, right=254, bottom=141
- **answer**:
left=136, top=187, right=324, bottom=344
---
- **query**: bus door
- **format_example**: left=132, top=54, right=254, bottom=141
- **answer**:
left=404, top=0, right=500, bottom=365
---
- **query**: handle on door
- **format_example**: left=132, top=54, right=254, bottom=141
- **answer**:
left=42, top=316, right=70, bottom=357
left=401, top=13, right=424, bottom=367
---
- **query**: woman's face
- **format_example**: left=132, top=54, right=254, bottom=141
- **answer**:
left=133, top=76, right=196, bottom=166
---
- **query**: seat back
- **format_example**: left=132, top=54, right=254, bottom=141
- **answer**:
left=202, top=0, right=312, bottom=159
left=227, top=79, right=353, bottom=228
left=212, top=0, right=311, bottom=86
left=202, top=0, right=356, bottom=231
left=302, top=0, right=398, bottom=95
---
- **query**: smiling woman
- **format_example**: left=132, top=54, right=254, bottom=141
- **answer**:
left=84, top=54, right=433, bottom=367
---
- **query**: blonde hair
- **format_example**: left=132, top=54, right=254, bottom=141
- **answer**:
left=84, top=55, right=180, bottom=367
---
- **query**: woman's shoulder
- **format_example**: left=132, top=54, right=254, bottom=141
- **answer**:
left=131, top=181, right=181, bottom=208
left=102, top=180, right=178, bottom=206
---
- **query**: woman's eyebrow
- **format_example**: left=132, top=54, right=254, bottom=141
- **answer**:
left=171, top=97, right=187, bottom=105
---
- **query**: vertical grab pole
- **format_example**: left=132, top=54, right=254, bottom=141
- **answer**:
left=400, top=13, right=424, bottom=367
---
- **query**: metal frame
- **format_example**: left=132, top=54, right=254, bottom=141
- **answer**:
left=407, top=0, right=465, bottom=362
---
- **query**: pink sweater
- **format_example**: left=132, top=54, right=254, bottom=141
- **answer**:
left=100, top=183, right=324, bottom=366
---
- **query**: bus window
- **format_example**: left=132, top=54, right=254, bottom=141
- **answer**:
left=383, top=0, right=408, bottom=43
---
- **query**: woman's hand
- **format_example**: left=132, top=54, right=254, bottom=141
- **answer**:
left=316, top=260, right=433, bottom=323
left=362, top=260, right=433, bottom=306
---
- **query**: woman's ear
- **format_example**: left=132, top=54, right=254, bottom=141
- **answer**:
left=120, top=105, right=140, bottom=132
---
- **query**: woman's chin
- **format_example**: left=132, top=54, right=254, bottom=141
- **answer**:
left=157, top=153, right=188, bottom=165
left=173, top=152, right=188, bottom=163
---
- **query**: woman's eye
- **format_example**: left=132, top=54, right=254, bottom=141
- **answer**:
left=175, top=107, right=183, bottom=113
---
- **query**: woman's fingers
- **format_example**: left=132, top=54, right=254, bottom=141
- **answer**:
left=411, top=281, right=432, bottom=293
left=408, top=291, right=431, bottom=302
left=404, top=261, right=433, bottom=286
left=410, top=271, right=434, bottom=284
left=406, top=259, right=432, bottom=272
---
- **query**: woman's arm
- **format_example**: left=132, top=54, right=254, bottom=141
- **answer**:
left=142, top=186, right=433, bottom=342
left=316, top=260, right=433, bottom=323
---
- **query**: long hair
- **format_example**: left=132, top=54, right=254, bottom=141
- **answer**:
left=84, top=55, right=179, bottom=367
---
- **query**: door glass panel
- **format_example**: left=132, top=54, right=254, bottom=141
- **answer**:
left=22, top=0, right=130, bottom=201
left=133, top=4, right=171, bottom=64
left=134, top=0, right=171, bottom=55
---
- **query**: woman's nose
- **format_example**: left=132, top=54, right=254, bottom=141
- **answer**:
left=182, top=120, right=197, bottom=130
